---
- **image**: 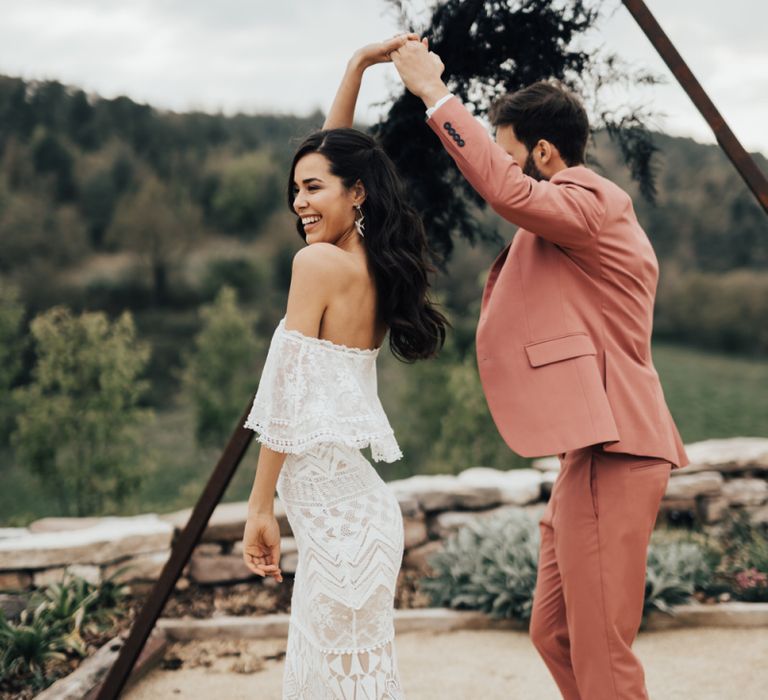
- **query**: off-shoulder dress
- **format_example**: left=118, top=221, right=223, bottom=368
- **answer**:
left=244, top=318, right=406, bottom=699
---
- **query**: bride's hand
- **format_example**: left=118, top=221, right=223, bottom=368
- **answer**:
left=242, top=512, right=283, bottom=582
left=353, top=33, right=426, bottom=69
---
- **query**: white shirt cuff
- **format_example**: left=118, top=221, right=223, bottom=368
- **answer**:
left=425, top=93, right=453, bottom=119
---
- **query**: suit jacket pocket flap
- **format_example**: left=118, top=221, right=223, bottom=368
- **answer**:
left=524, top=333, right=596, bottom=367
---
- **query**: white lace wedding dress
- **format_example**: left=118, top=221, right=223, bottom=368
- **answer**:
left=244, top=318, right=406, bottom=699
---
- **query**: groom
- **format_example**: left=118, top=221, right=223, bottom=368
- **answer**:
left=391, top=41, right=689, bottom=699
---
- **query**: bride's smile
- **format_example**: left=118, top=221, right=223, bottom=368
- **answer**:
left=292, top=151, right=363, bottom=250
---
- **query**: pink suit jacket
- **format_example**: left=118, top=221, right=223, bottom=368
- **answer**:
left=426, top=97, right=689, bottom=469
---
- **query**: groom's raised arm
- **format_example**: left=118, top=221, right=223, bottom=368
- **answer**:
left=426, top=96, right=604, bottom=250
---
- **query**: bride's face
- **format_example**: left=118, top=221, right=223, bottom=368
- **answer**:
left=292, top=153, right=362, bottom=245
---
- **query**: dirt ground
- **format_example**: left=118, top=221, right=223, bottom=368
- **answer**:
left=125, top=626, right=768, bottom=699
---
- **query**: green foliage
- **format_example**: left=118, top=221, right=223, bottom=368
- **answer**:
left=2, top=68, right=765, bottom=358
left=0, top=572, right=128, bottom=691
left=0, top=191, right=88, bottom=274
left=375, top=0, right=664, bottom=259
left=655, top=270, right=768, bottom=355
left=419, top=510, right=540, bottom=621
left=80, top=169, right=118, bottom=247
left=392, top=332, right=529, bottom=474
left=28, top=568, right=128, bottom=631
left=431, top=358, right=529, bottom=471
left=0, top=605, right=68, bottom=689
left=181, top=286, right=261, bottom=447
left=10, top=306, right=154, bottom=516
left=200, top=257, right=267, bottom=303
left=0, top=280, right=25, bottom=446
left=210, top=151, right=282, bottom=234
left=418, top=513, right=728, bottom=623
left=31, top=128, right=77, bottom=201
left=652, top=342, right=768, bottom=442
left=272, top=243, right=297, bottom=295
left=644, top=537, right=717, bottom=615
left=105, top=174, right=202, bottom=304
left=624, top=132, right=768, bottom=273
left=716, top=509, right=768, bottom=602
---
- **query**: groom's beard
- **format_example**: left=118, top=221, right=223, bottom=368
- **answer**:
left=523, top=151, right=547, bottom=181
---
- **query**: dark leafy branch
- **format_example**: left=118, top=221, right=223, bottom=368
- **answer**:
left=372, top=0, right=662, bottom=261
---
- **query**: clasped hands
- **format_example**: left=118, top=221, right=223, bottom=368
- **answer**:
left=354, top=33, right=451, bottom=110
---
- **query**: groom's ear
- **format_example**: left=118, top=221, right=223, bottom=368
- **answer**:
left=536, top=139, right=555, bottom=165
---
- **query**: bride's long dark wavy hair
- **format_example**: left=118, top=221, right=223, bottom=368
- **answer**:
left=287, top=128, right=448, bottom=363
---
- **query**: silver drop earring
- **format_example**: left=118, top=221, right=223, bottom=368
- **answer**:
left=354, top=204, right=365, bottom=238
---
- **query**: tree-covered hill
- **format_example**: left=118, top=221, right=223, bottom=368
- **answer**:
left=1, top=73, right=766, bottom=523
left=0, top=73, right=766, bottom=357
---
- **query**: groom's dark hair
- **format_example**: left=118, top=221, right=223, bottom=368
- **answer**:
left=488, top=81, right=589, bottom=166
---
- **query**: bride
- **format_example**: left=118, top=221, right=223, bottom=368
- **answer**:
left=240, top=33, right=447, bottom=699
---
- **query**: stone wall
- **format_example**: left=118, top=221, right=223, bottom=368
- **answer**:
left=1, top=437, right=766, bottom=597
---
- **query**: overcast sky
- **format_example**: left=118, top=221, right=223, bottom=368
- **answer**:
left=1, top=0, right=766, bottom=155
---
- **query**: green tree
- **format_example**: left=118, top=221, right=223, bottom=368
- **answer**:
left=11, top=306, right=153, bottom=516
left=430, top=358, right=530, bottom=472
left=0, top=280, right=26, bottom=445
left=31, top=128, right=77, bottom=201
left=80, top=169, right=117, bottom=248
left=654, top=270, right=768, bottom=355
left=181, top=286, right=261, bottom=447
left=105, top=174, right=201, bottom=304
left=210, top=151, right=281, bottom=234
left=0, top=193, right=88, bottom=273
left=375, top=0, right=663, bottom=260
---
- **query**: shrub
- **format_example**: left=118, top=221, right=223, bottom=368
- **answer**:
left=417, top=513, right=725, bottom=622
left=0, top=605, right=69, bottom=690
left=644, top=539, right=716, bottom=615
left=209, top=151, right=281, bottom=234
left=0, top=572, right=128, bottom=692
left=200, top=257, right=266, bottom=303
left=181, top=286, right=261, bottom=447
left=0, top=280, right=26, bottom=446
left=419, top=510, right=540, bottom=621
left=654, top=270, right=768, bottom=355
left=717, top=509, right=768, bottom=602
left=11, top=306, right=154, bottom=516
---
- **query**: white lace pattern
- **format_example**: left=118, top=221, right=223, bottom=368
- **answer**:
left=244, top=320, right=407, bottom=698
left=244, top=318, right=402, bottom=463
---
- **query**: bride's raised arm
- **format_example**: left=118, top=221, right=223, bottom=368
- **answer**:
left=323, top=33, right=424, bottom=130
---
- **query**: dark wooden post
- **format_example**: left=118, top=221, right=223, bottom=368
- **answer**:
left=622, top=0, right=768, bottom=215
left=94, top=401, right=255, bottom=699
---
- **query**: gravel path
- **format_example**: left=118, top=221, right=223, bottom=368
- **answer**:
left=126, top=627, right=768, bottom=699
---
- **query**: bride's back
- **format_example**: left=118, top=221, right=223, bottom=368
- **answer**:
left=314, top=244, right=387, bottom=351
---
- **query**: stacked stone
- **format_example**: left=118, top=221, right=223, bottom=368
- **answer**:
left=0, top=437, right=766, bottom=597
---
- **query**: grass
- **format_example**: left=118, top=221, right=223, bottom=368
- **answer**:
left=652, top=342, right=768, bottom=442
left=1, top=342, right=766, bottom=526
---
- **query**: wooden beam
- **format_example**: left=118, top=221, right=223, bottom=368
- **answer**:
left=622, top=0, right=768, bottom=215
left=94, top=401, right=255, bottom=699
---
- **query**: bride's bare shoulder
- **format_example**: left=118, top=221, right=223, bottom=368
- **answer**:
left=293, top=242, right=345, bottom=266
left=292, top=243, right=358, bottom=285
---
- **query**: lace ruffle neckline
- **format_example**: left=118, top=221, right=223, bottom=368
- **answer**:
left=278, top=317, right=381, bottom=356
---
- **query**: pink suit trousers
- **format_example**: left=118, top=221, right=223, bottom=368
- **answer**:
left=531, top=446, right=671, bottom=699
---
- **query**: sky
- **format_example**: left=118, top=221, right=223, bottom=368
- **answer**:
left=0, top=0, right=766, bottom=156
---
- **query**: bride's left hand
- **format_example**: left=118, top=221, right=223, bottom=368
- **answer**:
left=242, top=512, right=283, bottom=582
left=353, top=33, right=426, bottom=69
